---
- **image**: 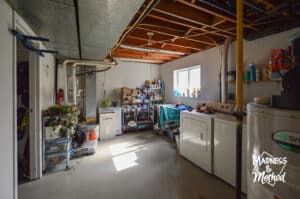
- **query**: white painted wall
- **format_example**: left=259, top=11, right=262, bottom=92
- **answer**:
left=96, top=61, right=161, bottom=104
left=161, top=27, right=300, bottom=106
left=161, top=47, right=222, bottom=107
left=0, top=1, right=14, bottom=198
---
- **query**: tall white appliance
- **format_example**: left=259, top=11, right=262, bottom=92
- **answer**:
left=180, top=111, right=223, bottom=174
left=98, top=107, right=122, bottom=140
left=247, top=103, right=300, bottom=199
left=214, top=115, right=247, bottom=193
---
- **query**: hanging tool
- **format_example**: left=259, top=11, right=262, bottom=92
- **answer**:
left=10, top=29, right=58, bottom=57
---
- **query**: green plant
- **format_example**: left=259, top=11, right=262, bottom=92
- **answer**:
left=44, top=105, right=78, bottom=131
left=100, top=95, right=112, bottom=108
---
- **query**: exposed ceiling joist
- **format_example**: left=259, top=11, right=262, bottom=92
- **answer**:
left=147, top=12, right=232, bottom=38
left=127, top=36, right=202, bottom=51
left=176, top=0, right=258, bottom=31
left=113, top=48, right=181, bottom=62
left=124, top=36, right=195, bottom=54
left=111, top=0, right=300, bottom=64
left=136, top=26, right=215, bottom=46
left=153, top=8, right=236, bottom=37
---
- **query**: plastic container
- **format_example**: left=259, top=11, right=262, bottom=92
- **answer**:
left=243, top=71, right=250, bottom=82
left=255, top=67, right=261, bottom=81
left=249, top=64, right=256, bottom=81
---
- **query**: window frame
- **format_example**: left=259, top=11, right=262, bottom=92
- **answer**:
left=174, top=65, right=201, bottom=98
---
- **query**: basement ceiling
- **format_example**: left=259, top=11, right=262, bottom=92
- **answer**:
left=10, top=0, right=144, bottom=60
left=112, top=0, right=300, bottom=64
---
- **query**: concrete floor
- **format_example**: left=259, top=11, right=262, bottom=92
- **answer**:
left=19, top=132, right=243, bottom=199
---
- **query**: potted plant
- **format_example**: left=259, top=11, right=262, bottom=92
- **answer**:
left=100, top=95, right=112, bottom=108
left=44, top=105, right=78, bottom=140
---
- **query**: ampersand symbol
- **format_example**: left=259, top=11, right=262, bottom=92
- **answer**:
left=266, top=165, right=272, bottom=173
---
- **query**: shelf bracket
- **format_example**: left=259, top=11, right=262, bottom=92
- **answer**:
left=10, top=29, right=58, bottom=57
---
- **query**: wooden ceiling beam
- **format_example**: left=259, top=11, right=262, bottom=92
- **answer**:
left=136, top=25, right=215, bottom=46
left=185, top=28, right=194, bottom=36
left=115, top=47, right=182, bottom=58
left=127, top=36, right=202, bottom=51
left=147, top=13, right=231, bottom=39
left=175, top=0, right=258, bottom=31
left=152, top=8, right=236, bottom=37
left=113, top=48, right=181, bottom=61
left=212, top=18, right=227, bottom=27
left=124, top=36, right=195, bottom=54
left=114, top=53, right=170, bottom=63
left=128, top=28, right=207, bottom=50
left=156, top=0, right=213, bottom=26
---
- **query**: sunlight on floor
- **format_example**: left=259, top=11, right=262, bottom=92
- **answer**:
left=112, top=152, right=138, bottom=171
left=110, top=142, right=145, bottom=172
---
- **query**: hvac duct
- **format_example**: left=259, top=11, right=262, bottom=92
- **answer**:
left=221, top=38, right=232, bottom=103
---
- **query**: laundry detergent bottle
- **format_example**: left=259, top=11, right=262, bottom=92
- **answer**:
left=249, top=64, right=256, bottom=81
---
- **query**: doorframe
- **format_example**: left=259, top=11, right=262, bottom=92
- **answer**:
left=13, top=11, right=41, bottom=184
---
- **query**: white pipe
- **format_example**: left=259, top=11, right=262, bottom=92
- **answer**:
left=221, top=38, right=232, bottom=103
left=116, top=58, right=164, bottom=64
left=72, top=66, right=76, bottom=106
left=62, top=59, right=117, bottom=105
left=120, top=44, right=186, bottom=55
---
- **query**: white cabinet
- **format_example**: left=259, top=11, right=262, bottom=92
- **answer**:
left=213, top=115, right=247, bottom=194
left=98, top=107, right=122, bottom=140
left=99, top=112, right=116, bottom=140
left=180, top=111, right=214, bottom=174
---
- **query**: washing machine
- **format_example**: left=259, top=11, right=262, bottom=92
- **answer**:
left=214, top=115, right=247, bottom=193
left=247, top=103, right=300, bottom=199
left=180, top=111, right=223, bottom=174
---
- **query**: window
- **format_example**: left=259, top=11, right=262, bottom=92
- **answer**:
left=173, top=66, right=201, bottom=98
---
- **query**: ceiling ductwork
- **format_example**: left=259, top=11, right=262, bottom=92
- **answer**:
left=10, top=0, right=144, bottom=60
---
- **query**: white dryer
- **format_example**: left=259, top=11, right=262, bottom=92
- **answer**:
left=180, top=111, right=223, bottom=174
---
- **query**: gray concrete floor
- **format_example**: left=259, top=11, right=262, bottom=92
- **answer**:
left=19, top=132, right=243, bottom=199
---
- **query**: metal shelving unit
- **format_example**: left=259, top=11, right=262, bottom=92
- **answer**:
left=42, top=116, right=71, bottom=172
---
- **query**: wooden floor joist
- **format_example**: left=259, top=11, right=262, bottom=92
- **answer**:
left=110, top=0, right=295, bottom=63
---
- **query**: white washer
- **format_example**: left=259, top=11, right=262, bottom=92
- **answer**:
left=180, top=111, right=223, bottom=174
left=247, top=103, right=300, bottom=199
left=213, top=115, right=247, bottom=194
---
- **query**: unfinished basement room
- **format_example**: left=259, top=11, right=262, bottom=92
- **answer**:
left=1, top=0, right=300, bottom=199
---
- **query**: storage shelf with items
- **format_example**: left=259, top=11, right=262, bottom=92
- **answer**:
left=228, top=79, right=282, bottom=84
left=120, top=80, right=165, bottom=132
left=42, top=105, right=77, bottom=172
left=228, top=48, right=291, bottom=85
left=144, top=80, right=165, bottom=104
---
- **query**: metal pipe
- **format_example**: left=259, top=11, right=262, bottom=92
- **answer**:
left=119, top=44, right=185, bottom=55
left=221, top=38, right=232, bottom=103
left=235, top=0, right=244, bottom=199
left=73, top=0, right=82, bottom=59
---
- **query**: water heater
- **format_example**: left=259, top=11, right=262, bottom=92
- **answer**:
left=247, top=103, right=300, bottom=199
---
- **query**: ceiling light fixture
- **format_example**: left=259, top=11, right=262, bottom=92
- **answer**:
left=147, top=32, right=154, bottom=46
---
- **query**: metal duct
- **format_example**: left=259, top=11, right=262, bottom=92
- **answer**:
left=221, top=38, right=232, bottom=103
left=11, top=0, right=144, bottom=60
